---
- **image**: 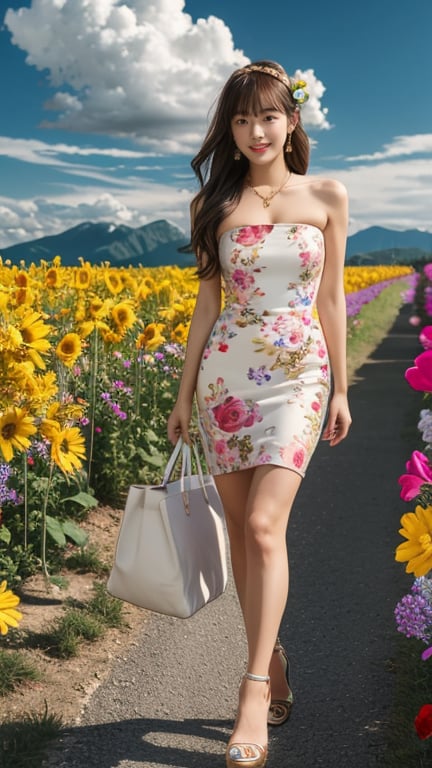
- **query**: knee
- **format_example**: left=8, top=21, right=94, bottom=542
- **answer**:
left=245, top=508, right=278, bottom=557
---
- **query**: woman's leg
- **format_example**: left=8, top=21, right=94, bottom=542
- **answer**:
left=215, top=467, right=254, bottom=616
left=216, top=465, right=302, bottom=750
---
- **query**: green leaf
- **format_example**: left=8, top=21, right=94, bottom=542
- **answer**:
left=144, top=428, right=159, bottom=443
left=0, top=526, right=11, bottom=544
left=62, top=520, right=88, bottom=547
left=46, top=516, right=67, bottom=547
left=62, top=492, right=98, bottom=508
left=136, top=449, right=164, bottom=468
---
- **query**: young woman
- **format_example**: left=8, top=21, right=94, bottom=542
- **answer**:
left=167, top=60, right=352, bottom=768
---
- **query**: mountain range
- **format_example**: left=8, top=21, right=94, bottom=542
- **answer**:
left=1, top=220, right=431, bottom=267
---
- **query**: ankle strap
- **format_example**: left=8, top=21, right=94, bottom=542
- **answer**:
left=245, top=672, right=270, bottom=682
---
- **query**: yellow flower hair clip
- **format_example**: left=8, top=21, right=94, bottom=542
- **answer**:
left=290, top=80, right=309, bottom=105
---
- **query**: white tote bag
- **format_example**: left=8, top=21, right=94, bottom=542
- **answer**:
left=107, top=439, right=228, bottom=619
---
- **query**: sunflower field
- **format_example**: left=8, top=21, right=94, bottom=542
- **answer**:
left=0, top=256, right=413, bottom=584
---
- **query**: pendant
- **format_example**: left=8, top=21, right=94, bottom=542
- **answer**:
left=263, top=200, right=270, bottom=208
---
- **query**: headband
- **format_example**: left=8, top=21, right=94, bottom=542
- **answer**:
left=241, top=64, right=309, bottom=105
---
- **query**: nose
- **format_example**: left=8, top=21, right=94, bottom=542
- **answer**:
left=250, top=121, right=264, bottom=140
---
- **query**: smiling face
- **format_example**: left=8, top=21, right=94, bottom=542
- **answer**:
left=231, top=107, right=291, bottom=165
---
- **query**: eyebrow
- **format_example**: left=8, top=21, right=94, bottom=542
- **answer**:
left=233, top=106, right=281, bottom=117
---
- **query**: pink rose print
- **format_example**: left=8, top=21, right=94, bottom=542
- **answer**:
left=233, top=225, right=273, bottom=247
left=232, top=269, right=255, bottom=291
left=212, top=396, right=262, bottom=433
left=311, top=400, right=321, bottom=412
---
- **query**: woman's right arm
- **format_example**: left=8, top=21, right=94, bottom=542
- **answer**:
left=167, top=270, right=221, bottom=444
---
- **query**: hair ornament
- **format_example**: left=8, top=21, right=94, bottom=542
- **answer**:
left=290, top=80, right=309, bottom=105
left=242, top=65, right=309, bottom=106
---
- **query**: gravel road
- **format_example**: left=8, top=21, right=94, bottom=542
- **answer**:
left=45, top=305, right=420, bottom=768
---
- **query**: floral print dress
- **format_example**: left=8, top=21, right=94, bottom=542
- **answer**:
left=196, top=224, right=330, bottom=477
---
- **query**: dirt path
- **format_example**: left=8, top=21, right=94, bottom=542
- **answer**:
left=43, top=305, right=421, bottom=768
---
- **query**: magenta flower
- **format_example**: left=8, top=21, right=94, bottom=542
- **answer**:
left=420, top=326, right=432, bottom=350
left=405, top=350, right=432, bottom=392
left=398, top=450, right=432, bottom=501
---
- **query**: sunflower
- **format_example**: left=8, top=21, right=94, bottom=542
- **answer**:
left=0, top=581, right=22, bottom=635
left=50, top=425, right=86, bottom=474
left=395, top=505, right=432, bottom=577
left=45, top=267, right=62, bottom=289
left=75, top=263, right=92, bottom=290
left=111, top=302, right=137, bottom=332
left=14, top=270, right=29, bottom=288
left=89, top=296, right=109, bottom=319
left=18, top=310, right=53, bottom=369
left=0, top=407, right=37, bottom=462
left=23, top=370, right=58, bottom=412
left=104, top=269, right=125, bottom=295
left=56, top=333, right=82, bottom=367
left=171, top=322, right=190, bottom=345
left=136, top=322, right=166, bottom=351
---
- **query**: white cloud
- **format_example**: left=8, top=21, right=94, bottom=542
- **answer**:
left=0, top=184, right=192, bottom=248
left=5, top=0, right=330, bottom=151
left=319, top=157, right=432, bottom=234
left=346, top=134, right=432, bottom=162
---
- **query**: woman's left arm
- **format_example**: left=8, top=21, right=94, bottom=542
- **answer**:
left=316, top=179, right=352, bottom=446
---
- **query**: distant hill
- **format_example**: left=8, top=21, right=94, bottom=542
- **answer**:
left=1, top=221, right=432, bottom=267
left=0, top=219, right=193, bottom=268
left=346, top=226, right=432, bottom=261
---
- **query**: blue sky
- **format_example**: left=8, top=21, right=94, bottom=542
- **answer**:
left=1, top=0, right=432, bottom=248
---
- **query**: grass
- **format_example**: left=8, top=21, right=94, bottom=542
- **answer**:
left=64, top=545, right=110, bottom=576
left=382, top=636, right=432, bottom=766
left=35, top=582, right=124, bottom=658
left=0, top=650, right=40, bottom=696
left=347, top=280, right=410, bottom=382
left=1, top=704, right=63, bottom=768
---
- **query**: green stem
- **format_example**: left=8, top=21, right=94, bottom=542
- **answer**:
left=41, top=460, right=55, bottom=583
left=23, top=452, right=28, bottom=551
left=87, top=327, right=99, bottom=490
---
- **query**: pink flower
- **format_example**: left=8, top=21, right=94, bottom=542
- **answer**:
left=398, top=450, right=432, bottom=501
left=420, top=326, right=432, bottom=350
left=212, top=396, right=261, bottom=433
left=424, top=263, right=432, bottom=281
left=233, top=225, right=273, bottom=247
left=215, top=440, right=227, bottom=455
left=232, top=269, right=255, bottom=290
left=409, top=315, right=422, bottom=327
left=406, top=350, right=432, bottom=392
left=311, top=401, right=321, bottom=412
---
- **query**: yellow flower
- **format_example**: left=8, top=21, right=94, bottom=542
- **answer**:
left=45, top=267, right=62, bottom=289
left=75, top=263, right=92, bottom=290
left=56, top=333, right=82, bottom=367
left=395, top=505, right=432, bottom=576
left=0, top=408, right=37, bottom=462
left=111, top=302, right=137, bottom=332
left=79, top=319, right=111, bottom=339
left=18, top=310, right=53, bottom=369
left=89, top=296, right=109, bottom=318
left=171, top=322, right=189, bottom=345
left=136, top=322, right=166, bottom=351
left=104, top=269, right=125, bottom=295
left=50, top=425, right=86, bottom=474
left=0, top=581, right=22, bottom=635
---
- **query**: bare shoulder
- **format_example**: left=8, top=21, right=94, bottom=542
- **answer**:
left=301, top=176, right=347, bottom=206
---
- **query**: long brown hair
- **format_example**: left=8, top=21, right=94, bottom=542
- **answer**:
left=191, top=61, right=310, bottom=278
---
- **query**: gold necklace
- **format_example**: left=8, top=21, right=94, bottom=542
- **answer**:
left=247, top=171, right=291, bottom=208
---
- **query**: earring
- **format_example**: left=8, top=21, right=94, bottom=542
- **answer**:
left=285, top=132, right=293, bottom=153
left=233, top=147, right=241, bottom=161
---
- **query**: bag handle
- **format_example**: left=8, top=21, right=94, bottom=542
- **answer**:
left=162, top=438, right=184, bottom=485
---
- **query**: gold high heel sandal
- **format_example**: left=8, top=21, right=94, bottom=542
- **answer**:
left=268, top=639, right=293, bottom=726
left=226, top=672, right=270, bottom=768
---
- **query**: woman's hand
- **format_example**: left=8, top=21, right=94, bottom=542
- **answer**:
left=167, top=400, right=193, bottom=445
left=322, top=393, right=352, bottom=447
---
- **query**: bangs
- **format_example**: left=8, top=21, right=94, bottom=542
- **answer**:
left=228, top=72, right=289, bottom=117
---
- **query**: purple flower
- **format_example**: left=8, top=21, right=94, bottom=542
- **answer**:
left=154, top=352, right=164, bottom=361
left=80, top=417, right=90, bottom=426
left=395, top=591, right=432, bottom=642
left=123, top=359, right=131, bottom=368
left=101, top=392, right=111, bottom=401
left=247, top=366, right=272, bottom=385
left=113, top=380, right=125, bottom=389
